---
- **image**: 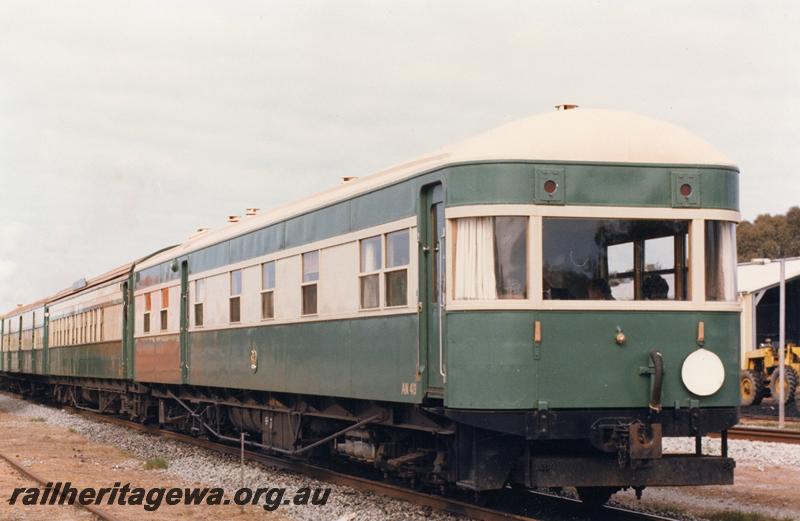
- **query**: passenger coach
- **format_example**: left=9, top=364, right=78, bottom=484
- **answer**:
left=1, top=106, right=740, bottom=505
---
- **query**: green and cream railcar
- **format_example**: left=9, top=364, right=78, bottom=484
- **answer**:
left=1, top=301, right=46, bottom=374
left=1, top=107, right=741, bottom=503
left=45, top=266, right=130, bottom=380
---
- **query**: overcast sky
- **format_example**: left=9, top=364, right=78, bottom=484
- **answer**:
left=1, top=1, right=799, bottom=311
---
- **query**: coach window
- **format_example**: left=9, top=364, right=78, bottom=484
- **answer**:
left=194, top=278, right=205, bottom=327
left=705, top=221, right=737, bottom=301
left=453, top=217, right=528, bottom=300
left=359, top=236, right=381, bottom=309
left=386, top=230, right=410, bottom=306
left=261, top=261, right=276, bottom=319
left=160, top=287, right=169, bottom=331
left=542, top=218, right=689, bottom=301
left=230, top=270, right=242, bottom=323
left=143, top=292, right=152, bottom=333
left=302, top=251, right=319, bottom=315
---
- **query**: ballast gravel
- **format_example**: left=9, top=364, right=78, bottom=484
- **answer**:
left=3, top=393, right=798, bottom=521
left=0, top=394, right=461, bottom=521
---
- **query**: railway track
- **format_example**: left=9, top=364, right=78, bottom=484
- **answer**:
left=725, top=425, right=800, bottom=445
left=739, top=413, right=800, bottom=423
left=0, top=448, right=123, bottom=521
left=0, top=391, right=680, bottom=521
left=57, top=405, right=677, bottom=521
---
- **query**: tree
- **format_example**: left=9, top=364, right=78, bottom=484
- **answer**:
left=737, top=206, right=800, bottom=261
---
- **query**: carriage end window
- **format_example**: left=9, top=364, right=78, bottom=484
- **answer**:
left=453, top=216, right=528, bottom=300
left=542, top=218, right=689, bottom=301
left=705, top=221, right=737, bottom=302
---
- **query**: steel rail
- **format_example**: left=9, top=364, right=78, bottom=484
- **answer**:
left=0, top=448, right=124, bottom=521
left=739, top=413, right=800, bottom=423
left=62, top=406, right=680, bottom=521
left=724, top=425, right=800, bottom=445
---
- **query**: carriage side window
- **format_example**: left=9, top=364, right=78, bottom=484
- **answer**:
left=143, top=292, right=152, bottom=333
left=302, top=251, right=319, bottom=315
left=160, top=287, right=169, bottom=331
left=230, top=269, right=242, bottom=323
left=542, top=218, right=689, bottom=301
left=705, top=221, right=737, bottom=302
left=194, top=278, right=205, bottom=327
left=453, top=217, right=528, bottom=300
left=385, top=230, right=410, bottom=306
left=261, top=261, right=276, bottom=319
left=359, top=236, right=381, bottom=309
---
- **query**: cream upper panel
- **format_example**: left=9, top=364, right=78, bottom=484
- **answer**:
left=275, top=256, right=301, bottom=320
left=49, top=279, right=125, bottom=318
left=319, top=242, right=359, bottom=316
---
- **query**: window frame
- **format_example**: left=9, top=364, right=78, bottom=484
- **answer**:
left=358, top=229, right=411, bottom=311
left=358, top=235, right=383, bottom=310
left=193, top=278, right=205, bottom=328
left=301, top=250, right=319, bottom=316
left=261, top=261, right=276, bottom=320
left=444, top=206, right=740, bottom=311
left=229, top=270, right=242, bottom=324
left=160, top=287, right=170, bottom=331
left=143, top=292, right=152, bottom=334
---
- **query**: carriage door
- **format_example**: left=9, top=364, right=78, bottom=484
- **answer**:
left=179, top=260, right=190, bottom=384
left=421, top=183, right=446, bottom=393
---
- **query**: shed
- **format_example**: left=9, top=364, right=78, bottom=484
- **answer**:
left=738, top=258, right=800, bottom=367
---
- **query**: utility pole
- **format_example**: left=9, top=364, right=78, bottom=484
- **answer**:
left=779, top=258, right=786, bottom=429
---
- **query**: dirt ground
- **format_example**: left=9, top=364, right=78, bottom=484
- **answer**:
left=613, top=463, right=800, bottom=520
left=0, top=409, right=291, bottom=521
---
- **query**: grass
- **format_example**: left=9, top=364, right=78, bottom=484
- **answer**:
left=703, top=511, right=794, bottom=521
left=612, top=498, right=794, bottom=521
left=29, top=417, right=46, bottom=422
left=143, top=457, right=169, bottom=470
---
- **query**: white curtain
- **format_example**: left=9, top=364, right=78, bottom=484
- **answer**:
left=719, top=222, right=737, bottom=301
left=362, top=237, right=381, bottom=272
left=454, top=217, right=497, bottom=299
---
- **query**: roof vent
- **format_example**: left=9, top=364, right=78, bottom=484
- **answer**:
left=227, top=215, right=241, bottom=224
left=188, top=227, right=210, bottom=239
left=245, top=208, right=260, bottom=216
left=341, top=176, right=359, bottom=184
left=554, top=103, right=579, bottom=111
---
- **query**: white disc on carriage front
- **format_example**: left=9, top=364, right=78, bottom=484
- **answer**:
left=681, top=348, right=725, bottom=396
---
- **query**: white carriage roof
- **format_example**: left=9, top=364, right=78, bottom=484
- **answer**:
left=136, top=108, right=738, bottom=271
left=738, top=258, right=800, bottom=294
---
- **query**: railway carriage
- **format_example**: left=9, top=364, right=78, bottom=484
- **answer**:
left=1, top=106, right=741, bottom=505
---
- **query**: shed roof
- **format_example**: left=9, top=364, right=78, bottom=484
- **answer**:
left=738, top=258, right=800, bottom=294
